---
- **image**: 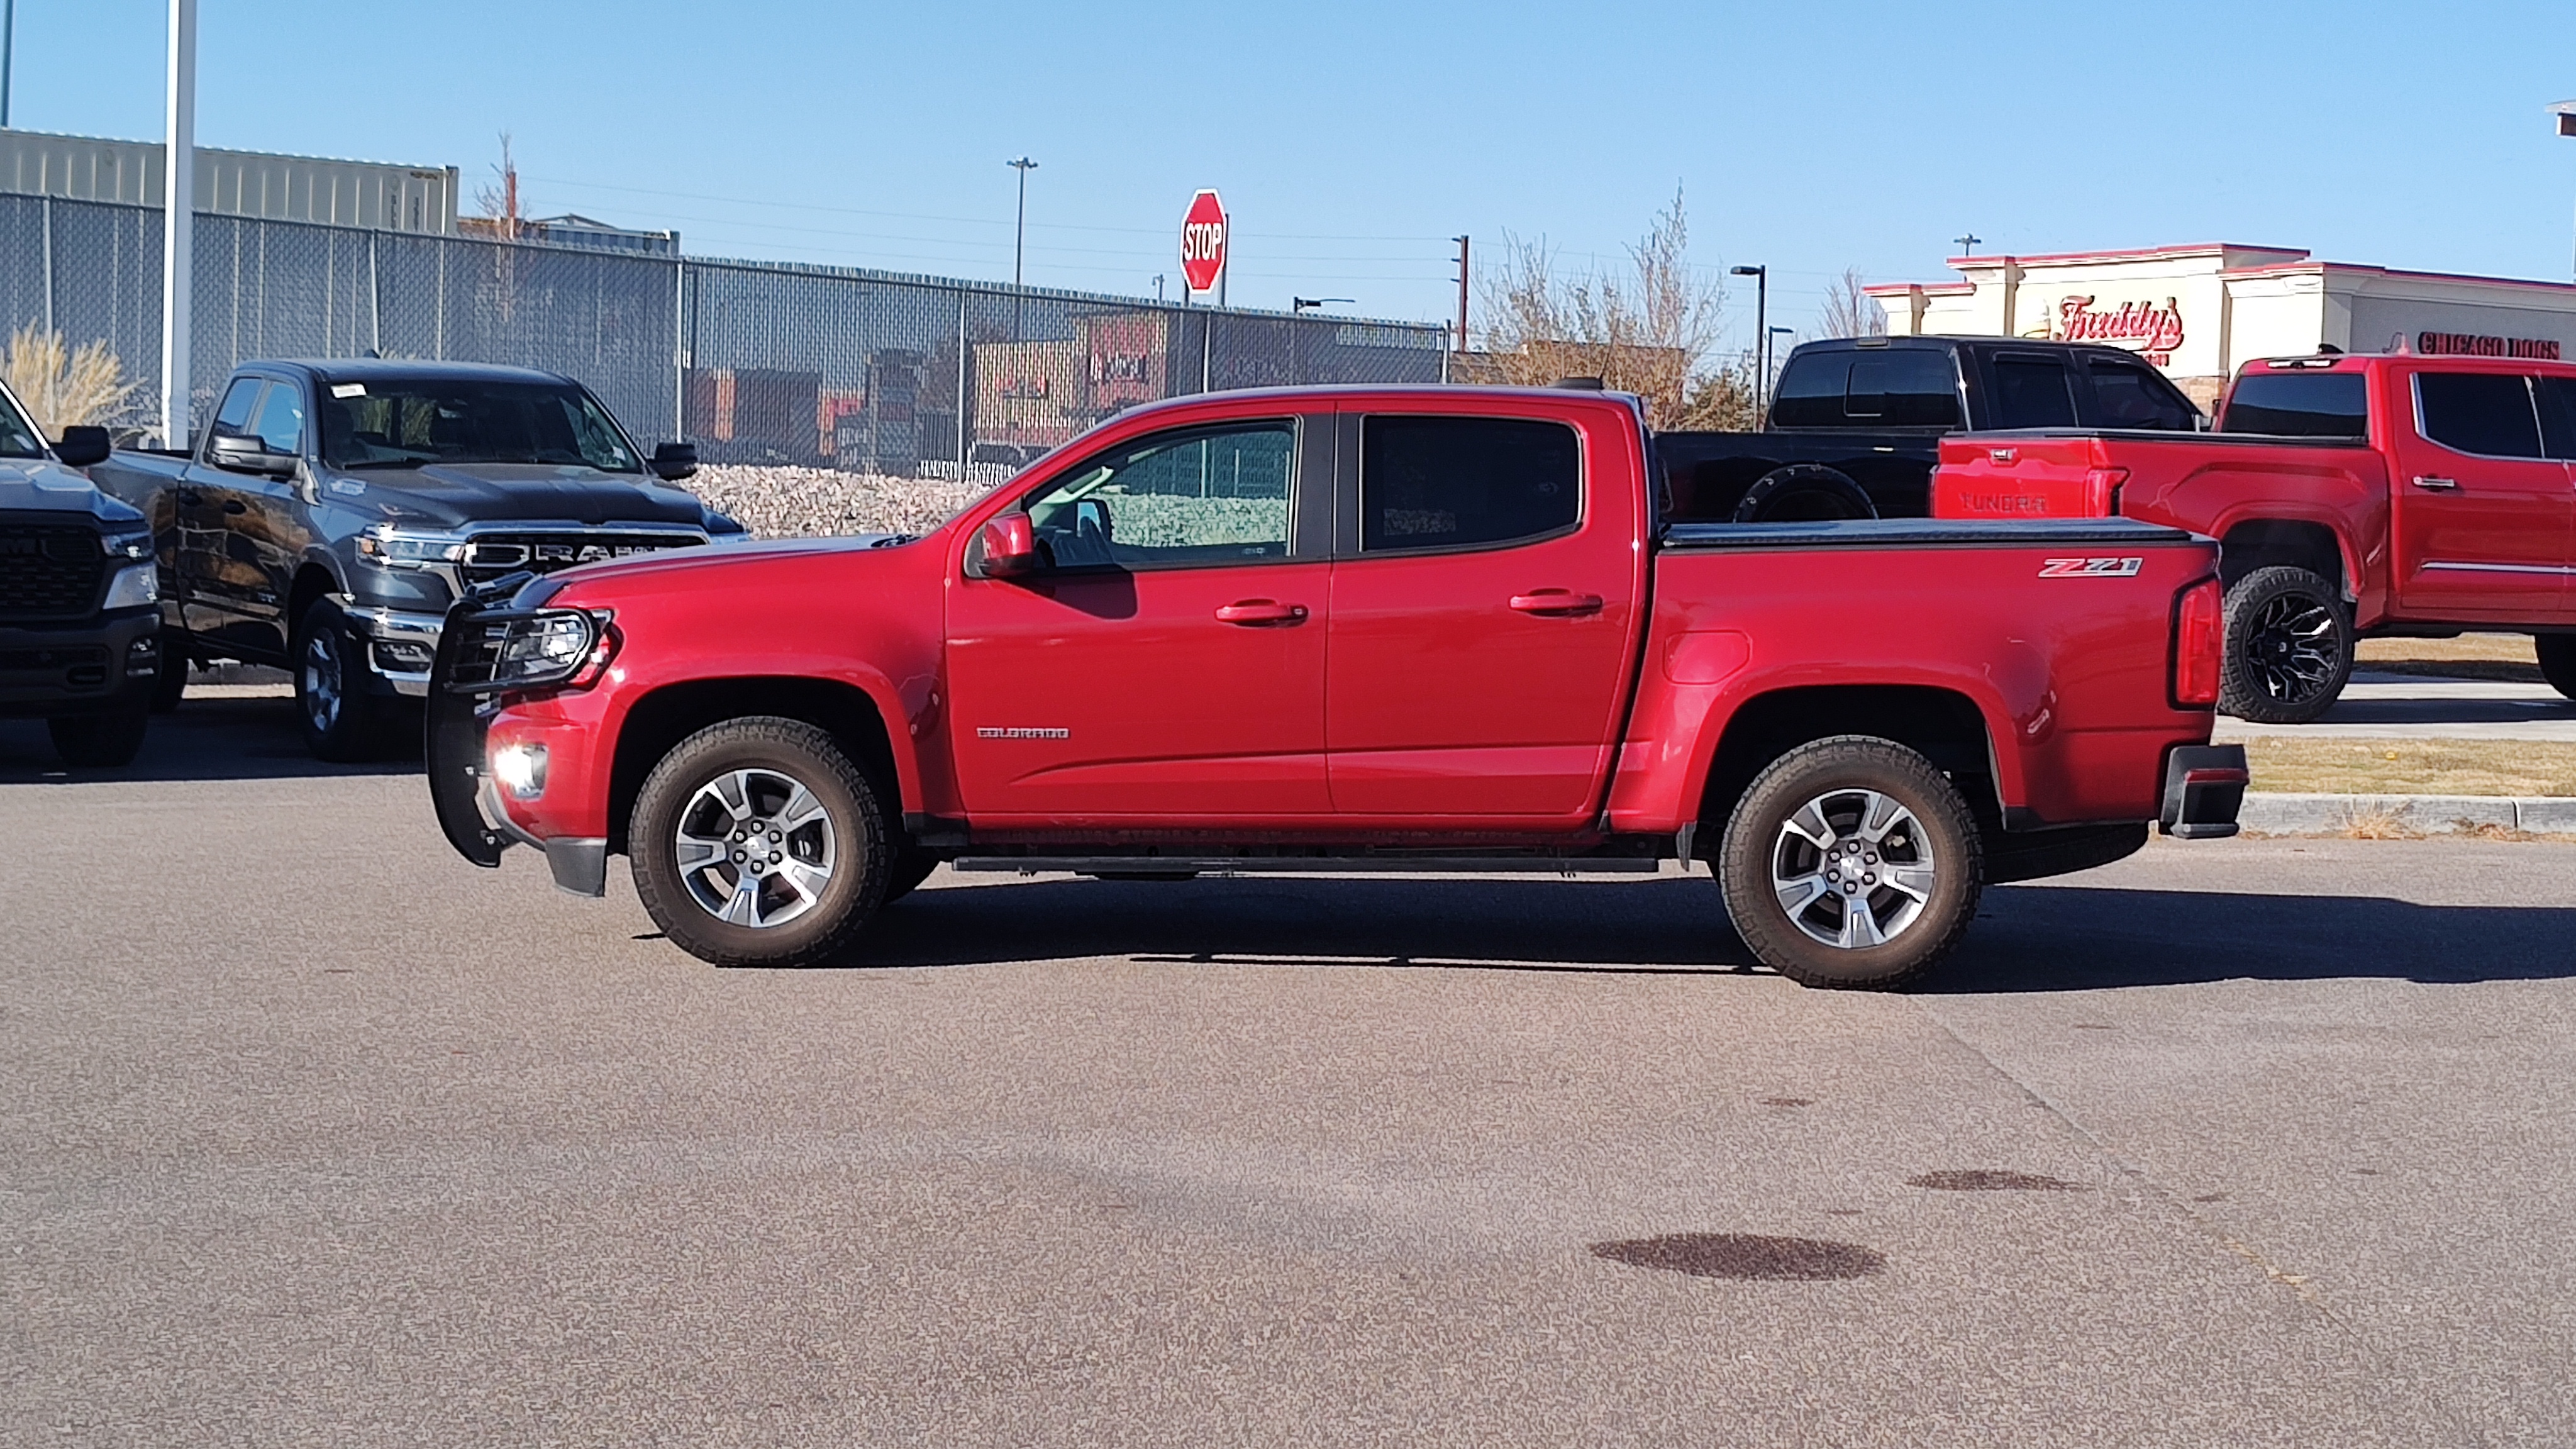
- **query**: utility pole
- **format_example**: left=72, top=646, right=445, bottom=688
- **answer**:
left=160, top=0, right=197, bottom=448
left=1008, top=157, right=1037, bottom=286
left=1730, top=264, right=1768, bottom=423
left=1953, top=232, right=1982, bottom=257
left=2, top=0, right=16, bottom=129
left=1452, top=235, right=1471, bottom=353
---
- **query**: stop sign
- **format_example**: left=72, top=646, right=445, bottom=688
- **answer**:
left=1179, top=189, right=1227, bottom=294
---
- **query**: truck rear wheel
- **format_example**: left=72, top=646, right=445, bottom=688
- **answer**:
left=2538, top=636, right=2576, bottom=701
left=2218, top=565, right=2352, bottom=724
left=1717, top=736, right=1982, bottom=991
left=1733, top=465, right=1877, bottom=523
left=630, top=717, right=891, bottom=967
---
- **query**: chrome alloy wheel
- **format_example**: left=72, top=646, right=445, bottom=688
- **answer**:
left=301, top=627, right=343, bottom=736
left=673, top=767, right=838, bottom=929
left=2246, top=592, right=2340, bottom=705
left=1770, top=788, right=1937, bottom=950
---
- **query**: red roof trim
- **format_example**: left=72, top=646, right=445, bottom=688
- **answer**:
left=1942, top=241, right=2309, bottom=269
left=2220, top=260, right=2576, bottom=296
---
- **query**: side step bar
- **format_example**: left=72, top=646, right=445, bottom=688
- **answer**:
left=951, top=856, right=1665, bottom=877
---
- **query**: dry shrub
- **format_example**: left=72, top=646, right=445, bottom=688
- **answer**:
left=2340, top=808, right=2419, bottom=840
left=3, top=323, right=140, bottom=437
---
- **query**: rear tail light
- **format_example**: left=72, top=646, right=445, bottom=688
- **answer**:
left=2173, top=575, right=2224, bottom=707
left=2082, top=467, right=2129, bottom=518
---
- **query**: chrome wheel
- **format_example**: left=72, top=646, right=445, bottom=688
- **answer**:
left=672, top=767, right=837, bottom=929
left=301, top=626, right=343, bottom=736
left=2245, top=592, right=2339, bottom=704
left=1770, top=788, right=1936, bottom=950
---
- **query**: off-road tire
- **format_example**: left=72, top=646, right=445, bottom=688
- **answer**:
left=148, top=636, right=189, bottom=713
left=48, top=706, right=150, bottom=767
left=2537, top=635, right=2576, bottom=702
left=295, top=598, right=383, bottom=762
left=630, top=717, right=891, bottom=967
left=2218, top=565, right=2353, bottom=724
left=1718, top=735, right=1983, bottom=991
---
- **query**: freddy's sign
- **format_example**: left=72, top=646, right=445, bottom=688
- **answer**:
left=2053, top=294, right=2185, bottom=362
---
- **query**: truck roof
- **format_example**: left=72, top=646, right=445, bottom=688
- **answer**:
left=247, top=358, right=580, bottom=388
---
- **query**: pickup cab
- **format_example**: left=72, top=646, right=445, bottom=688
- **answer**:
left=428, top=385, right=2245, bottom=990
left=89, top=360, right=743, bottom=759
left=1931, top=350, right=2576, bottom=722
left=0, top=385, right=164, bottom=766
left=1658, top=335, right=2205, bottom=523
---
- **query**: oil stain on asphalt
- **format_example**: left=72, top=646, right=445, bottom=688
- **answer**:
left=1589, top=1234, right=1886, bottom=1280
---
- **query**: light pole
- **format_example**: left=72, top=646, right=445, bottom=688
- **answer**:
left=2, top=0, right=16, bottom=128
left=1007, top=156, right=1038, bottom=287
left=161, top=0, right=197, bottom=448
left=1730, top=264, right=1768, bottom=421
left=1768, top=325, right=1795, bottom=403
left=1291, top=297, right=1353, bottom=314
left=2551, top=104, right=2576, bottom=278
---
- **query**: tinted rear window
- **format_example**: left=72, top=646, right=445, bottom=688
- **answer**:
left=1989, top=357, right=2078, bottom=428
left=2417, top=372, right=2542, bottom=458
left=1768, top=355, right=1850, bottom=428
left=1360, top=416, right=1580, bottom=552
left=1770, top=350, right=1959, bottom=428
left=2087, top=360, right=2199, bottom=430
left=2219, top=373, right=2368, bottom=438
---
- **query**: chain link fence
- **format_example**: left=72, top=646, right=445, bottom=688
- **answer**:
left=0, top=192, right=1451, bottom=470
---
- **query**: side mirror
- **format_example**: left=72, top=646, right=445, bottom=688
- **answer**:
left=975, top=511, right=1041, bottom=579
left=53, top=425, right=111, bottom=469
left=650, top=441, right=699, bottom=480
left=208, top=433, right=297, bottom=479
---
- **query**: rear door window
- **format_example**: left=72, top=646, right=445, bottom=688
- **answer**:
left=1359, top=416, right=1580, bottom=553
left=2219, top=373, right=2368, bottom=437
left=2085, top=359, right=2198, bottom=430
left=1846, top=351, right=1962, bottom=427
left=2532, top=377, right=2576, bottom=459
left=2416, top=372, right=2543, bottom=458
left=1989, top=355, right=2079, bottom=428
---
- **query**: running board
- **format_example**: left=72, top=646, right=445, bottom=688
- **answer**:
left=950, top=855, right=1665, bottom=877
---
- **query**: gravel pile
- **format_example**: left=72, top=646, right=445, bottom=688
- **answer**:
left=683, top=465, right=994, bottom=540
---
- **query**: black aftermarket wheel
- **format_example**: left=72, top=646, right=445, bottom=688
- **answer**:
left=630, top=717, right=892, bottom=967
left=2218, top=565, right=2353, bottom=724
left=2537, top=636, right=2576, bottom=702
left=1718, top=736, right=1982, bottom=991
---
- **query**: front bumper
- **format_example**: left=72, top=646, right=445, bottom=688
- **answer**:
left=2160, top=744, right=2248, bottom=840
left=0, top=607, right=160, bottom=718
left=344, top=604, right=447, bottom=697
left=425, top=597, right=611, bottom=897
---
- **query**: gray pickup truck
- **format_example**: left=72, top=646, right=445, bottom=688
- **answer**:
left=1, top=385, right=163, bottom=766
left=91, top=359, right=744, bottom=758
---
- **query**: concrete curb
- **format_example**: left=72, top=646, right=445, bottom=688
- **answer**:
left=2241, top=792, right=2576, bottom=835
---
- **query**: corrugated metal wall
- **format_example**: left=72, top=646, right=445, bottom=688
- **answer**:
left=0, top=129, right=457, bottom=234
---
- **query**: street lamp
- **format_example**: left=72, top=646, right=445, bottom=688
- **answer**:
left=1768, top=326, right=1796, bottom=398
left=1731, top=264, right=1768, bottom=421
left=2551, top=103, right=2576, bottom=279
left=1291, top=296, right=1354, bottom=314
left=1007, top=157, right=1038, bottom=288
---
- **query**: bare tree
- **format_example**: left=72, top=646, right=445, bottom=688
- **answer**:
left=472, top=132, right=524, bottom=241
left=1472, top=189, right=1725, bottom=429
left=1816, top=267, right=1887, bottom=340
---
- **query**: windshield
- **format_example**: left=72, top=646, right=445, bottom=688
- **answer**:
left=316, top=379, right=642, bottom=472
left=0, top=384, right=44, bottom=459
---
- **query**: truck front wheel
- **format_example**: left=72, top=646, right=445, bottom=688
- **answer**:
left=630, top=717, right=892, bottom=967
left=296, top=599, right=384, bottom=762
left=2537, top=636, right=2576, bottom=701
left=2218, top=565, right=2352, bottom=724
left=1717, top=736, right=1983, bottom=991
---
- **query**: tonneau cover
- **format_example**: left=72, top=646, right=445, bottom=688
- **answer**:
left=1660, top=517, right=2200, bottom=550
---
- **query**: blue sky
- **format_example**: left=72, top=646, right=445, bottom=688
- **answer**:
left=12, top=0, right=2576, bottom=353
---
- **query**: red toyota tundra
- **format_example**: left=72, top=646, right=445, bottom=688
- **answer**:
left=1933, top=350, right=2576, bottom=721
left=428, top=385, right=2243, bottom=990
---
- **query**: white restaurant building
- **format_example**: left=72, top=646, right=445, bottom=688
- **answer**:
left=1865, top=243, right=2576, bottom=408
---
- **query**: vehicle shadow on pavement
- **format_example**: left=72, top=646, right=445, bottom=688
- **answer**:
left=0, top=694, right=423, bottom=784
left=833, top=875, right=1765, bottom=975
left=1938, top=885, right=2576, bottom=992
left=2309, top=697, right=2576, bottom=727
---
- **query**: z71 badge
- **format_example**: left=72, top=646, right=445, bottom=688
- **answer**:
left=2038, top=557, right=2144, bottom=578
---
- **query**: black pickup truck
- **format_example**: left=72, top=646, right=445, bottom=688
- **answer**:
left=1, top=384, right=163, bottom=766
left=1659, top=335, right=2206, bottom=521
left=89, top=359, right=744, bottom=759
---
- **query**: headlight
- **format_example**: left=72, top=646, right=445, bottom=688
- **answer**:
left=474, top=609, right=616, bottom=691
left=357, top=526, right=466, bottom=565
left=491, top=742, right=548, bottom=799
left=100, top=528, right=152, bottom=560
left=101, top=561, right=160, bottom=609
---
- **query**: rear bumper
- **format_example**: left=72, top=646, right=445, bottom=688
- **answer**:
left=2160, top=744, right=2248, bottom=840
left=0, top=607, right=159, bottom=718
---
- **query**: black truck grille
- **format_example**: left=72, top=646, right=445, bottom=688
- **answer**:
left=459, top=532, right=704, bottom=586
left=0, top=524, right=106, bottom=621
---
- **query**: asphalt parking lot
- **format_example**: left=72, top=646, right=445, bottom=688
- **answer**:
left=6, top=697, right=2574, bottom=1446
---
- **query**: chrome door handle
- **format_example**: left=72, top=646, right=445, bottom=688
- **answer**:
left=1214, top=599, right=1307, bottom=626
left=2411, top=475, right=2458, bottom=491
left=1509, top=590, right=1604, bottom=616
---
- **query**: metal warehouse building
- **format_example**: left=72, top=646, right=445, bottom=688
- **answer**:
left=0, top=127, right=458, bottom=235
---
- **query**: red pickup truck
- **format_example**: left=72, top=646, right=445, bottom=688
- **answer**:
left=1932, top=351, right=2576, bottom=721
left=428, top=385, right=2243, bottom=990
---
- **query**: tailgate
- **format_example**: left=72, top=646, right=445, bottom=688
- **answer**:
left=1931, top=434, right=2120, bottom=519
